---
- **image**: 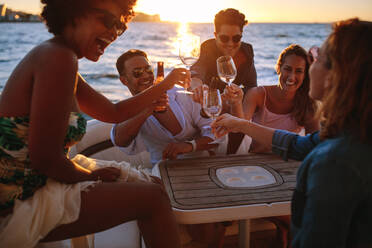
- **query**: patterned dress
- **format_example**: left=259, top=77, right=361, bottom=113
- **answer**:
left=0, top=113, right=87, bottom=210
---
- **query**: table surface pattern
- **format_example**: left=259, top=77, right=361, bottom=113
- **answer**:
left=159, top=154, right=301, bottom=210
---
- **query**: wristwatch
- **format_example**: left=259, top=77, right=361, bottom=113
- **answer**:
left=185, top=140, right=197, bottom=152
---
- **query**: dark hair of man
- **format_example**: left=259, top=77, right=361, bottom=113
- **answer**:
left=40, top=0, right=136, bottom=35
left=116, top=49, right=148, bottom=76
left=214, top=8, right=248, bottom=33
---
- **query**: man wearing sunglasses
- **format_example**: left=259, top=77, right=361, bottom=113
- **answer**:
left=191, top=8, right=257, bottom=154
left=111, top=49, right=220, bottom=171
left=191, top=8, right=257, bottom=93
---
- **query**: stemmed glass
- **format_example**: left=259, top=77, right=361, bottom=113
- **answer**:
left=203, top=87, right=222, bottom=121
left=179, top=35, right=200, bottom=69
left=216, top=55, right=237, bottom=86
left=177, top=35, right=201, bottom=94
left=202, top=86, right=226, bottom=144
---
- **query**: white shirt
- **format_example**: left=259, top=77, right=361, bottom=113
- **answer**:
left=111, top=87, right=218, bottom=166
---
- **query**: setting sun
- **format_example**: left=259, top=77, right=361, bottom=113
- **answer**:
left=135, top=0, right=372, bottom=23
left=135, top=0, right=225, bottom=23
left=1, top=0, right=372, bottom=23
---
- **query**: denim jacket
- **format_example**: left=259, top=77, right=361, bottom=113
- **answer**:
left=273, top=130, right=372, bottom=247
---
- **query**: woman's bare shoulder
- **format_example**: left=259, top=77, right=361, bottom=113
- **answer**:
left=29, top=39, right=78, bottom=67
left=245, top=86, right=265, bottom=101
left=25, top=40, right=79, bottom=83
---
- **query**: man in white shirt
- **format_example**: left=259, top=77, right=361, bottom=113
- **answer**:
left=111, top=49, right=221, bottom=170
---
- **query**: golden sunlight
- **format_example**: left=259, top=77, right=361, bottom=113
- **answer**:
left=170, top=22, right=200, bottom=58
left=135, top=0, right=225, bottom=23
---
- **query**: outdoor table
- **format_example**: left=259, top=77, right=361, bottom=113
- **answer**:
left=158, top=153, right=301, bottom=248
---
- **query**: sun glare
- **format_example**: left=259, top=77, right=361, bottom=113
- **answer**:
left=170, top=22, right=187, bottom=56
left=135, top=0, right=224, bottom=23
left=170, top=22, right=199, bottom=56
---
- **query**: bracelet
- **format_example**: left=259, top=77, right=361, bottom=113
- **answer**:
left=186, top=140, right=197, bottom=152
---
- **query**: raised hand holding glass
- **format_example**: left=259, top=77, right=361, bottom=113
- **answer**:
left=217, top=55, right=237, bottom=86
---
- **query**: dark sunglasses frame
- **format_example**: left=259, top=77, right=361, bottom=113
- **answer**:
left=218, top=34, right=242, bottom=43
left=132, top=65, right=154, bottom=78
left=91, top=8, right=127, bottom=36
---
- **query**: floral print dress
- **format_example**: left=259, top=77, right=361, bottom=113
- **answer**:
left=0, top=113, right=87, bottom=210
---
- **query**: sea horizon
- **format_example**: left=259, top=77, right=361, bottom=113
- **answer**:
left=0, top=22, right=331, bottom=103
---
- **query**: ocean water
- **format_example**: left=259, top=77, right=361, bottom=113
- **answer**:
left=0, top=22, right=331, bottom=102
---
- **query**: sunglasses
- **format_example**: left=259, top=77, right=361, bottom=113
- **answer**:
left=308, top=46, right=319, bottom=64
left=132, top=65, right=154, bottom=78
left=218, top=34, right=242, bottom=43
left=92, top=8, right=127, bottom=36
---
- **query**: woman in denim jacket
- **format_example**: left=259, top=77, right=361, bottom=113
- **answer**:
left=212, top=18, right=372, bottom=248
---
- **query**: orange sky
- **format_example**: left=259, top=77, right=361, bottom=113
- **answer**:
left=1, top=0, right=372, bottom=23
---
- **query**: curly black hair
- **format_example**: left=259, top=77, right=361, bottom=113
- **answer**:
left=214, top=8, right=248, bottom=33
left=40, top=0, right=137, bottom=35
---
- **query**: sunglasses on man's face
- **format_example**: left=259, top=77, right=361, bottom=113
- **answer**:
left=132, top=65, right=154, bottom=78
left=92, top=8, right=127, bottom=36
left=218, top=34, right=242, bottom=43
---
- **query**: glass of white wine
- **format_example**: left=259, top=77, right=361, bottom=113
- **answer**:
left=202, top=86, right=225, bottom=144
left=179, top=35, right=200, bottom=69
left=216, top=55, right=237, bottom=86
left=203, top=87, right=222, bottom=121
left=177, top=35, right=201, bottom=94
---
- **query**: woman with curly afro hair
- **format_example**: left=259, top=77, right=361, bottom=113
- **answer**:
left=0, top=0, right=189, bottom=247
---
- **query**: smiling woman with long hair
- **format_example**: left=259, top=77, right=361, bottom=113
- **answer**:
left=224, top=44, right=319, bottom=153
left=0, top=0, right=189, bottom=247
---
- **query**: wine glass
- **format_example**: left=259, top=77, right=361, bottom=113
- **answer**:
left=216, top=55, right=237, bottom=86
left=177, top=35, right=201, bottom=94
left=202, top=87, right=224, bottom=144
left=179, top=35, right=200, bottom=69
left=203, top=87, right=222, bottom=120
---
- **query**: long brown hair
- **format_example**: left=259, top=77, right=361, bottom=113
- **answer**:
left=320, top=18, right=372, bottom=143
left=276, top=44, right=318, bottom=126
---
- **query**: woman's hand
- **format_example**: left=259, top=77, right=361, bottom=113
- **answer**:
left=211, top=113, right=248, bottom=138
left=162, top=68, right=191, bottom=90
left=91, top=167, right=121, bottom=182
left=222, top=84, right=243, bottom=105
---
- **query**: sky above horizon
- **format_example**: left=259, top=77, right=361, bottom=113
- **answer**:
left=1, top=0, right=372, bottom=23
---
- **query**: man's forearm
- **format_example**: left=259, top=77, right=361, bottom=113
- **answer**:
left=114, top=108, right=152, bottom=147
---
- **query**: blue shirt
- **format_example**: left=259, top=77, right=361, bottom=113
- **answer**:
left=272, top=130, right=372, bottom=247
left=272, top=130, right=320, bottom=161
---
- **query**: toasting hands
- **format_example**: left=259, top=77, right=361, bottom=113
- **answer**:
left=222, top=83, right=244, bottom=105
left=211, top=113, right=247, bottom=138
left=163, top=68, right=191, bottom=90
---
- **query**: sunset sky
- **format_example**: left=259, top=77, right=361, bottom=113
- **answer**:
left=2, top=0, right=372, bottom=23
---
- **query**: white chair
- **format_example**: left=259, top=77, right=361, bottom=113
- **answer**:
left=40, top=119, right=150, bottom=248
